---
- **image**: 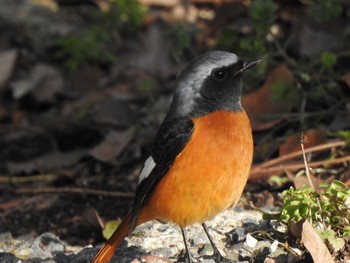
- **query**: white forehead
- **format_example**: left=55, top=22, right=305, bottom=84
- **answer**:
left=191, top=51, right=239, bottom=76
left=174, top=51, right=239, bottom=116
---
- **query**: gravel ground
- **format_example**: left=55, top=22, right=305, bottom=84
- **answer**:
left=0, top=207, right=298, bottom=263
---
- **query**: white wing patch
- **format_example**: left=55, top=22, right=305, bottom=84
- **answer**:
left=138, top=156, right=156, bottom=184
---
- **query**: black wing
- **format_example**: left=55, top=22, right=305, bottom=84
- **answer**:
left=129, top=116, right=194, bottom=230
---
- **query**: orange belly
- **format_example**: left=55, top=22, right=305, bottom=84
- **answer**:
left=138, top=110, right=253, bottom=227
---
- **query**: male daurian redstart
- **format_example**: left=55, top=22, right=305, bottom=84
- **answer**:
left=92, top=51, right=260, bottom=263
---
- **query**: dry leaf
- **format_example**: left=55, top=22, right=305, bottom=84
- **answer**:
left=139, top=0, right=179, bottom=7
left=279, top=130, right=327, bottom=156
left=31, top=0, right=59, bottom=11
left=264, top=258, right=276, bottom=263
left=338, top=72, right=350, bottom=101
left=0, top=195, right=58, bottom=213
left=340, top=72, right=350, bottom=88
left=242, top=64, right=294, bottom=131
left=68, top=66, right=104, bottom=94
left=82, top=208, right=103, bottom=228
left=89, top=128, right=135, bottom=162
left=0, top=49, right=17, bottom=89
left=289, top=219, right=304, bottom=239
left=166, top=4, right=198, bottom=24
left=286, top=169, right=326, bottom=190
left=301, top=220, right=335, bottom=263
left=11, top=63, right=63, bottom=102
left=0, top=106, right=10, bottom=121
left=6, top=150, right=86, bottom=174
left=90, top=98, right=133, bottom=129
left=0, top=197, right=28, bottom=211
left=61, top=93, right=133, bottom=129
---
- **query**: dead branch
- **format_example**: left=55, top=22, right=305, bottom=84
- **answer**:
left=16, top=187, right=134, bottom=198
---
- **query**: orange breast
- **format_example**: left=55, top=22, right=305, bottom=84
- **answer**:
left=138, top=110, right=253, bottom=227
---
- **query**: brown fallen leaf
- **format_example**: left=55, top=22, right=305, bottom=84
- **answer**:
left=285, top=169, right=328, bottom=191
left=68, top=66, right=104, bottom=94
left=82, top=208, right=104, bottom=229
left=301, top=220, right=335, bottom=263
left=0, top=106, right=10, bottom=121
left=162, top=4, right=198, bottom=24
left=0, top=198, right=28, bottom=211
left=89, top=128, right=135, bottom=162
left=340, top=72, right=350, bottom=87
left=11, top=63, right=63, bottom=102
left=250, top=154, right=350, bottom=180
left=33, top=0, right=58, bottom=11
left=279, top=129, right=327, bottom=156
left=0, top=49, right=17, bottom=89
left=0, top=195, right=58, bottom=213
left=90, top=98, right=133, bottom=129
left=242, top=64, right=294, bottom=131
left=139, top=0, right=179, bottom=7
left=338, top=72, right=350, bottom=101
left=289, top=219, right=303, bottom=239
left=6, top=150, right=86, bottom=174
left=263, top=257, right=276, bottom=263
left=62, top=91, right=134, bottom=129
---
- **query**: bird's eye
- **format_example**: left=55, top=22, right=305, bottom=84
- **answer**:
left=212, top=70, right=226, bottom=80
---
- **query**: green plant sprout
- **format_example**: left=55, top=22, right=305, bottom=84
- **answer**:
left=280, top=180, right=350, bottom=251
left=307, top=0, right=343, bottom=22
left=58, top=26, right=115, bottom=70
left=57, top=0, right=147, bottom=70
left=278, top=134, right=350, bottom=253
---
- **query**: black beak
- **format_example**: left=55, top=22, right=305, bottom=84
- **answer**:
left=234, top=59, right=262, bottom=76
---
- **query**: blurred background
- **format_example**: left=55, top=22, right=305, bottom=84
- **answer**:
left=0, top=0, right=349, bottom=258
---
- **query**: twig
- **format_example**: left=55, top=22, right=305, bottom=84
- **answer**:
left=0, top=174, right=59, bottom=184
left=250, top=231, right=301, bottom=259
left=239, top=200, right=265, bottom=214
left=335, top=49, right=350, bottom=58
left=16, top=187, right=134, bottom=198
left=257, top=140, right=345, bottom=169
left=300, top=133, right=324, bottom=225
left=268, top=28, right=297, bottom=66
left=300, top=132, right=315, bottom=190
left=250, top=155, right=350, bottom=179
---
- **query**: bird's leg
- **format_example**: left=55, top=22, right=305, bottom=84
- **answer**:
left=201, top=223, right=225, bottom=262
left=180, top=227, right=193, bottom=263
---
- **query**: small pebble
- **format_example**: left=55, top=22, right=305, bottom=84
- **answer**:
left=228, top=227, right=246, bottom=243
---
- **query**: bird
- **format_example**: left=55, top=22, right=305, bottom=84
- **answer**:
left=92, top=51, right=260, bottom=263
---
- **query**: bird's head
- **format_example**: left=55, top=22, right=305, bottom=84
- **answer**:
left=166, top=51, right=260, bottom=120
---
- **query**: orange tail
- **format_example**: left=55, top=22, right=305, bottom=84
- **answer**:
left=92, top=212, right=132, bottom=263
